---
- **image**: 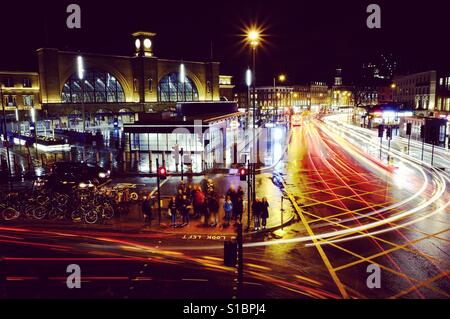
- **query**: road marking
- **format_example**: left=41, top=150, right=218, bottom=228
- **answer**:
left=390, top=270, right=450, bottom=299
left=182, top=278, right=209, bottom=282
left=286, top=190, right=349, bottom=299
left=294, top=274, right=322, bottom=286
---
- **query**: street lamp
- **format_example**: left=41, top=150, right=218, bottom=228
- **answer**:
left=390, top=83, right=396, bottom=102
left=245, top=68, right=252, bottom=130
left=273, top=74, right=286, bottom=120
left=30, top=101, right=38, bottom=158
left=180, top=63, right=186, bottom=101
left=77, top=56, right=86, bottom=132
left=246, top=28, right=260, bottom=204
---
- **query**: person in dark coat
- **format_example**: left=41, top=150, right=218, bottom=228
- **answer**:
left=226, top=185, right=238, bottom=220
left=260, top=197, right=270, bottom=229
left=235, top=196, right=244, bottom=224
left=252, top=198, right=262, bottom=231
left=141, top=195, right=153, bottom=226
left=175, top=189, right=184, bottom=211
left=207, top=193, right=219, bottom=227
left=202, top=200, right=210, bottom=226
left=181, top=195, right=191, bottom=226
left=168, top=196, right=177, bottom=227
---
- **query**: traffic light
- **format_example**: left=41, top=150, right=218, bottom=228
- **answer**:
left=420, top=125, right=425, bottom=139
left=157, top=166, right=167, bottom=180
left=378, top=125, right=384, bottom=138
left=239, top=167, right=247, bottom=181
left=386, top=126, right=392, bottom=139
left=406, top=123, right=412, bottom=136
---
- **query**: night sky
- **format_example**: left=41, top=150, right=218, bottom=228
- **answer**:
left=1, top=0, right=449, bottom=86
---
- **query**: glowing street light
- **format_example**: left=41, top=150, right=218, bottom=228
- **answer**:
left=179, top=63, right=186, bottom=83
left=180, top=63, right=186, bottom=101
left=77, top=56, right=86, bottom=133
left=30, top=107, right=36, bottom=123
left=247, top=30, right=260, bottom=47
left=77, top=56, right=84, bottom=80
left=245, top=68, right=252, bottom=87
left=278, top=74, right=286, bottom=82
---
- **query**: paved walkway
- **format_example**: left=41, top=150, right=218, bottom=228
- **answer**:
left=0, top=173, right=297, bottom=236
left=108, top=173, right=297, bottom=235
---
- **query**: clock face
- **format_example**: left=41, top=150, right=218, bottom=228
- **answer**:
left=143, top=38, right=152, bottom=49
left=135, top=39, right=141, bottom=49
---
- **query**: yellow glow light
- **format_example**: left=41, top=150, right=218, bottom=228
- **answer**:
left=247, top=29, right=260, bottom=46
left=278, top=74, right=286, bottom=82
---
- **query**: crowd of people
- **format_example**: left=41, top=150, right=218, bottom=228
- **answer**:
left=141, top=179, right=270, bottom=231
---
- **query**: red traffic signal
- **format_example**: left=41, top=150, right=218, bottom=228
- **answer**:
left=239, top=167, right=247, bottom=181
left=158, top=166, right=167, bottom=179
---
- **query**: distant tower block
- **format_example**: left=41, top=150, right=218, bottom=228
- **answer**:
left=132, top=31, right=156, bottom=57
left=335, top=68, right=342, bottom=86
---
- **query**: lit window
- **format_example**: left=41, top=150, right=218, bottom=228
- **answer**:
left=23, top=95, right=33, bottom=106
left=5, top=77, right=13, bottom=87
left=23, top=78, right=32, bottom=88
left=158, top=72, right=199, bottom=102
left=5, top=95, right=16, bottom=106
left=61, top=69, right=125, bottom=103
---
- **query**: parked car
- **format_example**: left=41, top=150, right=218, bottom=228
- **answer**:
left=36, top=162, right=110, bottom=191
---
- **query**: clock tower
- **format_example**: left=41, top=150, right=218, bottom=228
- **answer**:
left=132, top=31, right=156, bottom=57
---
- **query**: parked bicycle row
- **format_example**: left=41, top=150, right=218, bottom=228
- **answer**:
left=0, top=183, right=118, bottom=224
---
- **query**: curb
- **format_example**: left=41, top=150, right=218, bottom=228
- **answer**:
left=1, top=209, right=298, bottom=238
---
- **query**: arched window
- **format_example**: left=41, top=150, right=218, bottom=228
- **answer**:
left=158, top=72, right=199, bottom=102
left=62, top=69, right=125, bottom=103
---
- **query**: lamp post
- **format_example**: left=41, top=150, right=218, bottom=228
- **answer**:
left=77, top=56, right=86, bottom=132
left=247, top=29, right=260, bottom=203
left=245, top=70, right=252, bottom=232
left=180, top=63, right=186, bottom=101
left=0, top=84, right=12, bottom=185
left=30, top=102, right=38, bottom=159
left=390, top=83, right=396, bottom=103
left=273, top=74, right=286, bottom=121
left=246, top=68, right=252, bottom=130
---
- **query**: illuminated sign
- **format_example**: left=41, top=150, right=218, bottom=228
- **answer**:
left=229, top=120, right=240, bottom=129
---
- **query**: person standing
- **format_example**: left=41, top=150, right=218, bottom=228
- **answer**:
left=235, top=196, right=244, bottom=224
left=193, top=185, right=205, bottom=219
left=202, top=198, right=210, bottom=226
left=226, top=185, right=238, bottom=221
left=168, top=196, right=177, bottom=227
left=236, top=186, right=244, bottom=200
left=181, top=194, right=191, bottom=226
left=252, top=198, right=261, bottom=231
left=261, top=197, right=270, bottom=230
left=207, top=193, right=219, bottom=227
left=141, top=195, right=153, bottom=227
left=200, top=177, right=208, bottom=194
left=223, top=195, right=233, bottom=227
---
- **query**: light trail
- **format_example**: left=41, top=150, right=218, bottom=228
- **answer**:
left=1, top=115, right=447, bottom=253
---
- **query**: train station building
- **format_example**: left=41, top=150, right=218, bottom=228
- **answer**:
left=36, top=31, right=224, bottom=129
